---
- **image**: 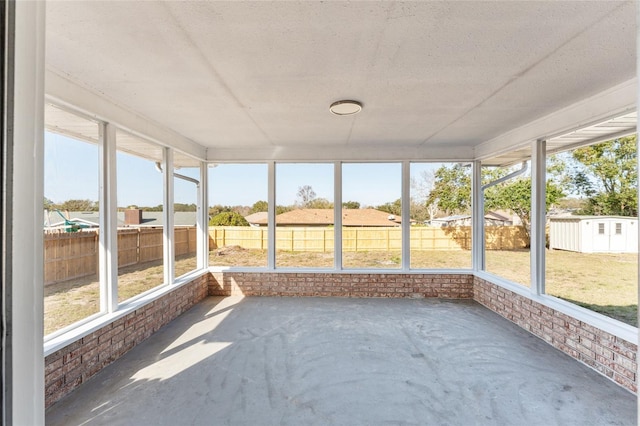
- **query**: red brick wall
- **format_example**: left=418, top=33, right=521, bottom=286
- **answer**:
left=474, top=276, right=637, bottom=393
left=208, top=272, right=474, bottom=298
left=44, top=274, right=208, bottom=408
left=44, top=272, right=637, bottom=410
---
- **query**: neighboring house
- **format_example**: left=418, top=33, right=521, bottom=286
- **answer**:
left=245, top=208, right=403, bottom=227
left=549, top=216, right=638, bottom=254
left=430, top=211, right=514, bottom=227
left=244, top=212, right=268, bottom=227
left=44, top=209, right=197, bottom=231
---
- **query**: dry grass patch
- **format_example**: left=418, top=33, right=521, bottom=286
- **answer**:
left=45, top=248, right=638, bottom=336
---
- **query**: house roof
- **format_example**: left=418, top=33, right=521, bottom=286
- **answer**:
left=44, top=211, right=198, bottom=228
left=45, top=2, right=636, bottom=165
left=244, top=212, right=268, bottom=225
left=247, top=208, right=402, bottom=227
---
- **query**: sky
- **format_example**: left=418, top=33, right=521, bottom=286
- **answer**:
left=45, top=132, right=441, bottom=208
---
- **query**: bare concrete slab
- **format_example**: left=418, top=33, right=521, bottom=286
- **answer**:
left=46, top=297, right=636, bottom=425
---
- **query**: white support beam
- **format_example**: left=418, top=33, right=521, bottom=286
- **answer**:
left=45, top=70, right=206, bottom=161
left=401, top=161, right=411, bottom=271
left=197, top=162, right=208, bottom=270
left=207, top=145, right=474, bottom=163
left=267, top=162, right=276, bottom=269
left=475, top=78, right=636, bottom=162
left=531, top=140, right=547, bottom=295
left=334, top=162, right=343, bottom=270
left=471, top=161, right=484, bottom=271
left=10, top=1, right=46, bottom=423
left=163, top=148, right=175, bottom=284
left=100, top=123, right=118, bottom=312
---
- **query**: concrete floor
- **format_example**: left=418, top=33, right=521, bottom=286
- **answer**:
left=47, top=297, right=636, bottom=426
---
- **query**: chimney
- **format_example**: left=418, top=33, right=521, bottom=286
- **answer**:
left=124, top=209, right=142, bottom=225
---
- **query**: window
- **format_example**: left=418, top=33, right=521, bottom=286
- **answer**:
left=116, top=130, right=166, bottom=302
left=209, top=164, right=268, bottom=267
left=275, top=163, right=334, bottom=268
left=482, top=164, right=531, bottom=287
left=410, top=162, right=471, bottom=269
left=173, top=152, right=200, bottom=278
left=43, top=105, right=101, bottom=335
left=546, top=137, right=638, bottom=326
left=342, top=163, right=401, bottom=269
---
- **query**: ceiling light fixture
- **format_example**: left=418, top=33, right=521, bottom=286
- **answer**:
left=329, top=100, right=362, bottom=116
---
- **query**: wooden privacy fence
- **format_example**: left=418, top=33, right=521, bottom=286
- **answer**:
left=44, top=227, right=197, bottom=285
left=209, top=225, right=528, bottom=252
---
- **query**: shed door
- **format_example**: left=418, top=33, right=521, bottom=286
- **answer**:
left=592, top=221, right=610, bottom=252
left=608, top=221, right=626, bottom=252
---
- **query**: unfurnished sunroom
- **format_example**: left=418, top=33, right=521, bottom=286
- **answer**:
left=3, top=1, right=639, bottom=424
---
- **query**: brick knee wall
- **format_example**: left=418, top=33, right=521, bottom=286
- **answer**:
left=44, top=272, right=637, bottom=410
left=473, top=276, right=637, bottom=393
left=44, top=274, right=209, bottom=408
left=208, top=272, right=474, bottom=298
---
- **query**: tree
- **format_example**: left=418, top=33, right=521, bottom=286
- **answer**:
left=44, top=197, right=55, bottom=210
left=427, top=164, right=472, bottom=214
left=427, top=163, right=564, bottom=245
left=276, top=205, right=294, bottom=215
left=174, top=203, right=196, bottom=212
left=209, top=205, right=233, bottom=216
left=296, top=185, right=317, bottom=207
left=485, top=178, right=564, bottom=244
left=376, top=199, right=402, bottom=216
left=58, top=199, right=98, bottom=211
left=209, top=211, right=249, bottom=226
left=306, top=198, right=333, bottom=209
left=342, top=201, right=360, bottom=209
left=569, top=136, right=637, bottom=216
left=249, top=200, right=268, bottom=214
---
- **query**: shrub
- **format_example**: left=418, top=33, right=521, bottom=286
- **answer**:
left=209, top=211, right=249, bottom=226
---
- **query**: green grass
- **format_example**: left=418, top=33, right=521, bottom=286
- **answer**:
left=45, top=248, right=637, bottom=335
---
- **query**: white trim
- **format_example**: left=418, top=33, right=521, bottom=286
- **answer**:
left=45, top=69, right=206, bottom=161
left=197, top=162, right=208, bottom=270
left=475, top=78, right=637, bottom=161
left=209, top=266, right=473, bottom=275
left=163, top=148, right=175, bottom=284
left=12, top=2, right=45, bottom=423
left=100, top=122, right=118, bottom=311
left=334, top=161, right=343, bottom=270
left=531, top=140, right=546, bottom=295
left=471, top=161, right=484, bottom=271
left=401, top=161, right=410, bottom=271
left=267, top=162, right=276, bottom=269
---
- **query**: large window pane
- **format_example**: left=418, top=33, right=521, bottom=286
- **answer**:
left=43, top=105, right=101, bottom=335
left=276, top=163, right=334, bottom=268
left=410, top=162, right=472, bottom=269
left=174, top=152, right=200, bottom=278
left=117, top=131, right=166, bottom=302
left=483, top=164, right=531, bottom=287
left=209, top=164, right=268, bottom=267
left=342, top=163, right=401, bottom=269
left=546, top=138, right=638, bottom=326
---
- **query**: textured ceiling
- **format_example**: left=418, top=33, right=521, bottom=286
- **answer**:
left=45, top=1, right=636, bottom=160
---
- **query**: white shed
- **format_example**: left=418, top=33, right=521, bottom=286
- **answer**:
left=549, top=216, right=638, bottom=253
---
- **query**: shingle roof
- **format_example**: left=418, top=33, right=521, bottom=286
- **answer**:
left=247, top=208, right=402, bottom=227
left=44, top=210, right=197, bottom=228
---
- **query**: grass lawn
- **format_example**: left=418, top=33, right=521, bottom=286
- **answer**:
left=45, top=248, right=637, bottom=335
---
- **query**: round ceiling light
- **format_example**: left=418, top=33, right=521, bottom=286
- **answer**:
left=329, top=100, right=362, bottom=116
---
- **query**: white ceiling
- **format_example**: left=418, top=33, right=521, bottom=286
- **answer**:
left=45, top=1, right=636, bottom=162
